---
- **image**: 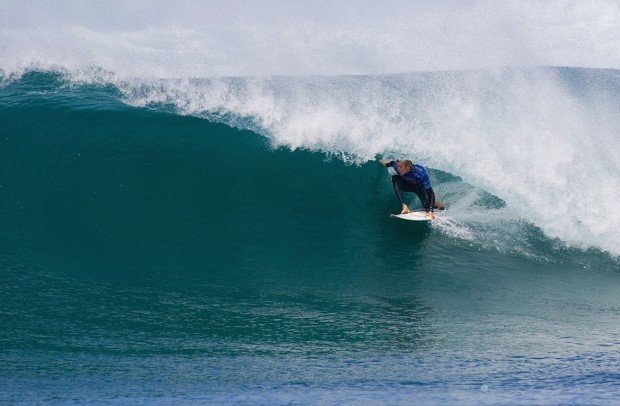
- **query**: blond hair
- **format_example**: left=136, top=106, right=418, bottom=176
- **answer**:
left=398, top=159, right=413, bottom=170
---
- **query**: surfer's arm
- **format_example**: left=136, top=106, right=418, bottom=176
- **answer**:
left=380, top=159, right=395, bottom=167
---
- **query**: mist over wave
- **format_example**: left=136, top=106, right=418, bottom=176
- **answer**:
left=1, top=1, right=619, bottom=77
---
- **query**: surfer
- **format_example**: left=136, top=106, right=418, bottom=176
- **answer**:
left=380, top=158, right=443, bottom=219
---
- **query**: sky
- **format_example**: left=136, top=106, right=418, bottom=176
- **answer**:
left=1, top=0, right=619, bottom=77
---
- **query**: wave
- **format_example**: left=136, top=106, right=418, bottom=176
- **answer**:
left=1, top=68, right=619, bottom=263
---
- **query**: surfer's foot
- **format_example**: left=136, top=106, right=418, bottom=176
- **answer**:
left=400, top=204, right=410, bottom=214
left=426, top=211, right=436, bottom=220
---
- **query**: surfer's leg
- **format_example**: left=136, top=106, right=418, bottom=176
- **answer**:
left=413, top=188, right=426, bottom=210
left=413, top=186, right=435, bottom=211
left=391, top=176, right=408, bottom=205
left=425, top=188, right=436, bottom=211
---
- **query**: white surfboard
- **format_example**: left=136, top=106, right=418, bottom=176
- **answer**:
left=390, top=210, right=436, bottom=221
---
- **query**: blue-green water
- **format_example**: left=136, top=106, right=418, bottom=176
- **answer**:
left=1, top=70, right=619, bottom=404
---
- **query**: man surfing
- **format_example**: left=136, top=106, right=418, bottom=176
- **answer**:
left=380, top=158, right=444, bottom=220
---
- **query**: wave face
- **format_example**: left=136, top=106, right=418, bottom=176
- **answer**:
left=1, top=69, right=619, bottom=404
left=5, top=66, right=617, bottom=257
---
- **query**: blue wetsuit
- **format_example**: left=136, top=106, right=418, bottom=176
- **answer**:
left=386, top=161, right=436, bottom=212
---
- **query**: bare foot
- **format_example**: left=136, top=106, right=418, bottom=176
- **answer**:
left=400, top=204, right=410, bottom=214
left=426, top=211, right=436, bottom=220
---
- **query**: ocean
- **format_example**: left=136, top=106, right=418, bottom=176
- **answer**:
left=1, top=67, right=619, bottom=404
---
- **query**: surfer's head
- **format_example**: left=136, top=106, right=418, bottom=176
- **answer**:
left=396, top=160, right=413, bottom=175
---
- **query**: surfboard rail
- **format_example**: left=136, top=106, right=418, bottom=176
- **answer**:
left=390, top=209, right=441, bottom=221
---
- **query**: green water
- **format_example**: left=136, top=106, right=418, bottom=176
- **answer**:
left=0, top=72, right=618, bottom=404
